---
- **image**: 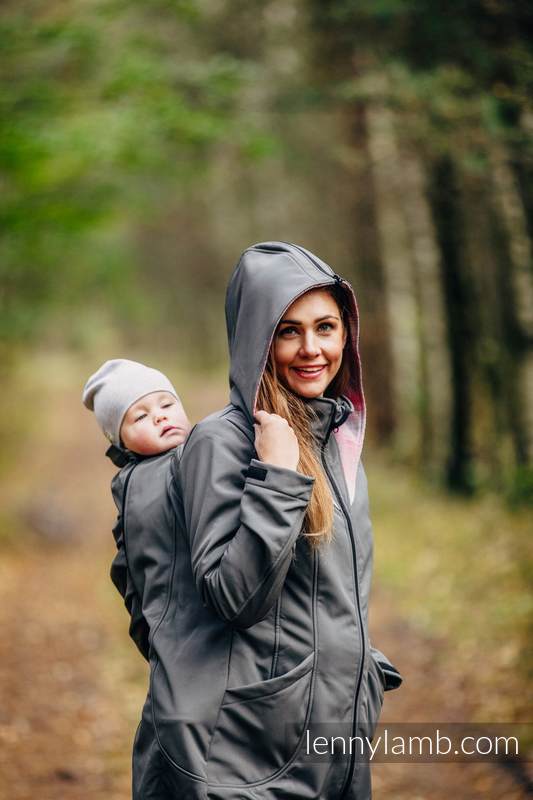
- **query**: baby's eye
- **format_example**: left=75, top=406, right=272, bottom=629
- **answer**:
left=135, top=413, right=147, bottom=423
left=161, top=402, right=174, bottom=408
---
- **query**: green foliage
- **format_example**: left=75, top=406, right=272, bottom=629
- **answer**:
left=0, top=0, right=268, bottom=351
left=505, top=465, right=533, bottom=507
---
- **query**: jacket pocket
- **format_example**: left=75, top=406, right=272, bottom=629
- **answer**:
left=206, top=651, right=315, bottom=786
left=361, top=654, right=385, bottom=744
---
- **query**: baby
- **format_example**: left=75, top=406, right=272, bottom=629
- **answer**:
left=83, top=358, right=190, bottom=458
left=83, top=358, right=192, bottom=660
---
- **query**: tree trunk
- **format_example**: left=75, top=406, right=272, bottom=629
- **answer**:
left=398, top=145, right=453, bottom=481
left=428, top=156, right=475, bottom=493
left=365, top=99, right=421, bottom=460
left=345, top=102, right=396, bottom=445
left=490, top=144, right=533, bottom=468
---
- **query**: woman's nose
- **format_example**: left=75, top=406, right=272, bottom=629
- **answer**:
left=299, top=332, right=320, bottom=357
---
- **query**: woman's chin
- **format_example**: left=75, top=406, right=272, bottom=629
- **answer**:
left=289, top=381, right=328, bottom=399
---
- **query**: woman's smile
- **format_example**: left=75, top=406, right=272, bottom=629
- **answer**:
left=290, top=364, right=328, bottom=379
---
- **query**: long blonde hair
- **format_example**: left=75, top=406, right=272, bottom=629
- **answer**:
left=256, top=286, right=350, bottom=549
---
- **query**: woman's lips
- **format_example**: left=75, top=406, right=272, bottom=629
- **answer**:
left=290, top=365, right=327, bottom=380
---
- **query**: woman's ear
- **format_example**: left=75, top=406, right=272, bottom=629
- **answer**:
left=342, top=324, right=348, bottom=348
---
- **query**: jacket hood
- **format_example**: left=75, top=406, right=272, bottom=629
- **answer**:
left=225, top=241, right=366, bottom=451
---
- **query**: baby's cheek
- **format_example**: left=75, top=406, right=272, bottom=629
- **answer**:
left=178, top=411, right=192, bottom=430
left=173, top=429, right=189, bottom=445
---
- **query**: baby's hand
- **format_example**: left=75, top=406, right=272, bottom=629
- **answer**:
left=253, top=410, right=300, bottom=472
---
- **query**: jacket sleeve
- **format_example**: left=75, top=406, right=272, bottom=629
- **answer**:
left=369, top=644, right=403, bottom=691
left=178, top=424, right=314, bottom=629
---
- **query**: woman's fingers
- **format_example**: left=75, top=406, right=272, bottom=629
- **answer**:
left=253, top=412, right=299, bottom=471
left=254, top=410, right=288, bottom=426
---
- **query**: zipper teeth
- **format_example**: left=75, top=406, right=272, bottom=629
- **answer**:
left=321, top=444, right=366, bottom=799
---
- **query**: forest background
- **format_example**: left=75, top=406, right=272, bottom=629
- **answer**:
left=0, top=1, right=532, bottom=798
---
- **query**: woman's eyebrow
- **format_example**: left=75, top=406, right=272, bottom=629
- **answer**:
left=280, top=314, right=340, bottom=325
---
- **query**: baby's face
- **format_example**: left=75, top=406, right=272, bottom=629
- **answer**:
left=120, top=391, right=191, bottom=456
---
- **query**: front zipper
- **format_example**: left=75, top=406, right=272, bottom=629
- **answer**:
left=319, top=427, right=366, bottom=800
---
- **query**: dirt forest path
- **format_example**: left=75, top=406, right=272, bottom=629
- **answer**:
left=0, top=365, right=529, bottom=800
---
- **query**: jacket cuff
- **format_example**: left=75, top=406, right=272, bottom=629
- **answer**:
left=370, top=646, right=403, bottom=691
left=245, top=458, right=315, bottom=497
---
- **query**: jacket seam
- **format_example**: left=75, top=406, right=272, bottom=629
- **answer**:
left=270, top=595, right=282, bottom=679
left=223, top=412, right=255, bottom=445
left=147, top=483, right=179, bottom=654
left=204, top=627, right=234, bottom=770
left=149, top=658, right=207, bottom=782
left=118, top=463, right=150, bottom=657
left=244, top=247, right=316, bottom=282
left=146, top=512, right=185, bottom=771
left=123, top=459, right=176, bottom=654
left=122, top=466, right=145, bottom=604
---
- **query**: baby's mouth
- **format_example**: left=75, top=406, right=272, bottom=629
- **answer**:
left=160, top=425, right=178, bottom=437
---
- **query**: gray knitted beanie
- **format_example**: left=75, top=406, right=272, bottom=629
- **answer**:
left=82, top=359, right=179, bottom=446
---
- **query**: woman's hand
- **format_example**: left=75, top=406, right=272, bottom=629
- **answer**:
left=253, top=410, right=300, bottom=472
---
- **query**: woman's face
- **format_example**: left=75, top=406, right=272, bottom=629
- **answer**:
left=273, top=288, right=347, bottom=399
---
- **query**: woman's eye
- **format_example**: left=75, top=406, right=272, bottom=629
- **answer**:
left=278, top=326, right=298, bottom=337
left=318, top=322, right=334, bottom=332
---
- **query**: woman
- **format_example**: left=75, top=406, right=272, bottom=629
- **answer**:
left=132, top=241, right=402, bottom=799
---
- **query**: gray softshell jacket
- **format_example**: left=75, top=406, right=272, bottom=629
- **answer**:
left=131, top=242, right=402, bottom=799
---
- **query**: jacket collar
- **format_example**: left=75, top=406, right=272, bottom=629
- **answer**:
left=305, top=395, right=354, bottom=446
left=105, top=444, right=141, bottom=469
